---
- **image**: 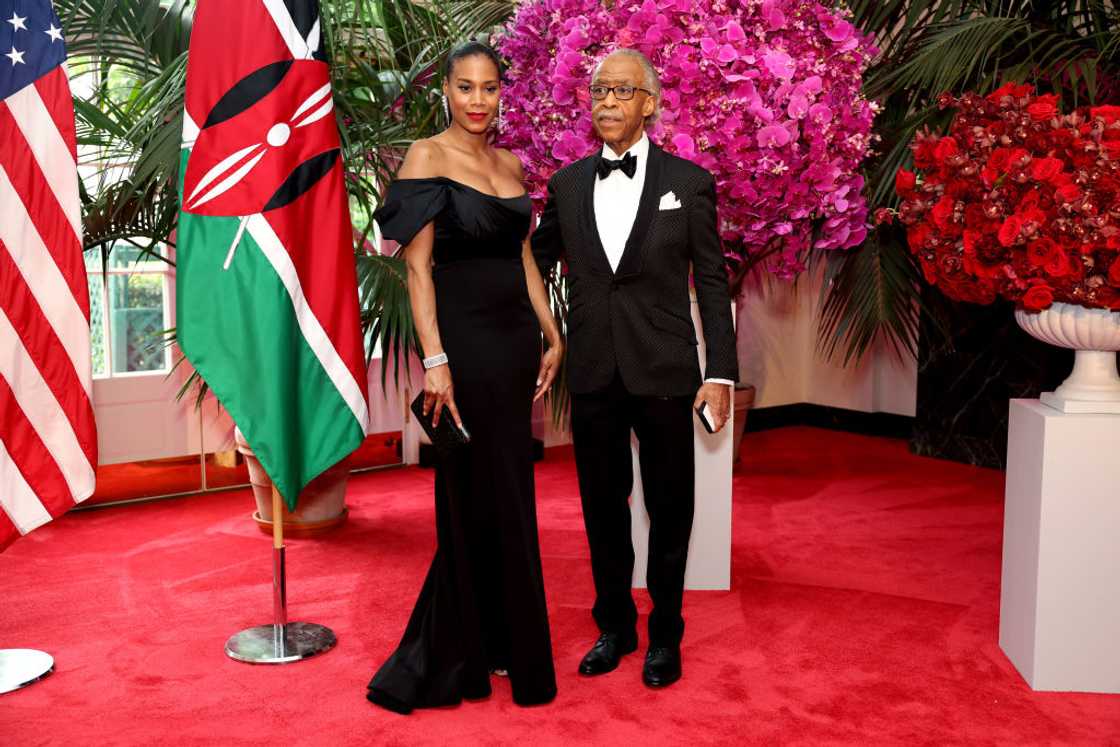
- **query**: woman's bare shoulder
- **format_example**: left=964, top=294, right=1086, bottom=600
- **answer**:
left=397, top=138, right=446, bottom=179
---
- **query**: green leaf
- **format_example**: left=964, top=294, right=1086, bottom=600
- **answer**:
left=816, top=228, right=925, bottom=365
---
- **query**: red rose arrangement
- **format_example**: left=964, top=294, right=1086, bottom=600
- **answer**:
left=887, top=84, right=1120, bottom=312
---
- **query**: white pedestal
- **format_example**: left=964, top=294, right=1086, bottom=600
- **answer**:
left=999, top=399, right=1120, bottom=693
left=630, top=299, right=733, bottom=591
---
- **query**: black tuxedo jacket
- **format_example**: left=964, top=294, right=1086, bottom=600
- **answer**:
left=532, top=141, right=739, bottom=397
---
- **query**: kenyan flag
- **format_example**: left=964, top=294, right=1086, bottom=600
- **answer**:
left=177, top=1, right=368, bottom=510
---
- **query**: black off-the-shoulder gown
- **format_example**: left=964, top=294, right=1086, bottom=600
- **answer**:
left=366, top=177, right=556, bottom=713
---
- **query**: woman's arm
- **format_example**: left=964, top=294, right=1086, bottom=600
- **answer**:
left=500, top=148, right=564, bottom=401
left=522, top=237, right=563, bottom=402
left=398, top=141, right=463, bottom=430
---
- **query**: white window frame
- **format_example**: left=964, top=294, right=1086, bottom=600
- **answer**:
left=87, top=243, right=175, bottom=380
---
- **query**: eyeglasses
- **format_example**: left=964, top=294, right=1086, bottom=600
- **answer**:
left=589, top=84, right=653, bottom=101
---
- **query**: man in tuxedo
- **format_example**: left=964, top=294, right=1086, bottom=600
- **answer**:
left=532, top=49, right=738, bottom=688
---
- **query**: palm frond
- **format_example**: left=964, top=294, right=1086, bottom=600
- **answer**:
left=443, top=1, right=516, bottom=39
left=60, top=0, right=191, bottom=258
left=356, top=250, right=419, bottom=390
left=58, top=0, right=191, bottom=76
left=816, top=230, right=925, bottom=365
left=871, top=16, right=1100, bottom=102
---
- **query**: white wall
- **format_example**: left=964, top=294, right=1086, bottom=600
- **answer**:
left=736, top=268, right=917, bottom=416
left=95, top=356, right=408, bottom=466
left=366, top=358, right=409, bottom=436
left=93, top=366, right=202, bottom=465
left=95, top=270, right=917, bottom=467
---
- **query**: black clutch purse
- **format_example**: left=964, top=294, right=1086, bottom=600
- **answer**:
left=410, top=392, right=471, bottom=455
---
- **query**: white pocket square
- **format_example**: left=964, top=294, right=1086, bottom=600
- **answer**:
left=658, top=191, right=682, bottom=211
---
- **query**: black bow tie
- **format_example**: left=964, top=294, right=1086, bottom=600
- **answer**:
left=596, top=152, right=637, bottom=180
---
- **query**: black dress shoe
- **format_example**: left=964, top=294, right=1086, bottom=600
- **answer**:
left=642, top=646, right=682, bottom=688
left=578, top=632, right=638, bottom=676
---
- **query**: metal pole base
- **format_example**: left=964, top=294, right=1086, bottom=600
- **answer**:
left=224, top=623, right=336, bottom=664
left=0, top=649, right=54, bottom=694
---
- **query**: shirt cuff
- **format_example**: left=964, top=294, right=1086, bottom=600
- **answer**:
left=704, top=378, right=734, bottom=386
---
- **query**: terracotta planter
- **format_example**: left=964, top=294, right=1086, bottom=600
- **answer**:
left=733, top=385, right=756, bottom=463
left=234, top=427, right=350, bottom=538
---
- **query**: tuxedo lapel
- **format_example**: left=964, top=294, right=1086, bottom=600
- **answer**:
left=580, top=156, right=614, bottom=275
left=613, top=141, right=663, bottom=279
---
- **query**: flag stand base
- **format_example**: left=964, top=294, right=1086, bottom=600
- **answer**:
left=0, top=649, right=54, bottom=694
left=224, top=495, right=337, bottom=664
left=224, top=622, right=336, bottom=664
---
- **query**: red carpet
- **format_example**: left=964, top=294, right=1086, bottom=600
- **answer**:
left=2, top=427, right=1117, bottom=744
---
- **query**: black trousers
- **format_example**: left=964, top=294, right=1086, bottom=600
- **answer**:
left=570, top=372, right=695, bottom=648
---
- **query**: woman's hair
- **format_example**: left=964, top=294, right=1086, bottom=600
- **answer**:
left=443, top=40, right=504, bottom=82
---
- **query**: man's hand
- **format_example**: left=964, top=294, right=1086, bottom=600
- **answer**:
left=693, top=382, right=731, bottom=433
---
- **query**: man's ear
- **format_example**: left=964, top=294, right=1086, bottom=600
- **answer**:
left=643, top=95, right=657, bottom=120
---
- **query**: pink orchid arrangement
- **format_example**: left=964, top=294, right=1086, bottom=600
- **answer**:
left=496, top=0, right=879, bottom=278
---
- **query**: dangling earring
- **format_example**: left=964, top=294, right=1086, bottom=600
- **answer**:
left=441, top=93, right=450, bottom=126
left=494, top=99, right=505, bottom=133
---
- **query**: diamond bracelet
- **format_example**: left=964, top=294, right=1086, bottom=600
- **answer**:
left=422, top=353, right=448, bottom=370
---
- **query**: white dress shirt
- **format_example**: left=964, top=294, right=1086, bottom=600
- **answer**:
left=592, top=133, right=733, bottom=389
left=593, top=133, right=649, bottom=272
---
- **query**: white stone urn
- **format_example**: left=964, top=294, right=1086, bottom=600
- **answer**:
left=1014, top=301, right=1120, bottom=413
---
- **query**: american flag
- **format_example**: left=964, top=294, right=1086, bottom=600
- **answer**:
left=0, top=0, right=96, bottom=551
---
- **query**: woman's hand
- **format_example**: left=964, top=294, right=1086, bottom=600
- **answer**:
left=424, top=364, right=464, bottom=430
left=534, top=339, right=564, bottom=402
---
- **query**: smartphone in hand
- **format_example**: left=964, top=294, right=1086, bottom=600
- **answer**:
left=695, top=400, right=717, bottom=434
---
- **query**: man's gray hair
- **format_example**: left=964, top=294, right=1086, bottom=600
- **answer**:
left=592, top=48, right=662, bottom=125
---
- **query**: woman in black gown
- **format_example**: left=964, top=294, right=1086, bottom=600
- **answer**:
left=366, top=42, right=563, bottom=713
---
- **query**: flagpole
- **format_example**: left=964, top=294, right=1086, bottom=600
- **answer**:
left=270, top=486, right=287, bottom=649
left=0, top=649, right=54, bottom=694
left=224, top=484, right=337, bottom=664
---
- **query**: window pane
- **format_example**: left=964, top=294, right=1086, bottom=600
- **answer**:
left=87, top=273, right=107, bottom=377
left=106, top=243, right=168, bottom=269
left=83, top=244, right=169, bottom=272
left=108, top=273, right=167, bottom=374
left=107, top=245, right=143, bottom=268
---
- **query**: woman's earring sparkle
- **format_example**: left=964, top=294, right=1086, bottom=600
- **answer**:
left=441, top=93, right=450, bottom=125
